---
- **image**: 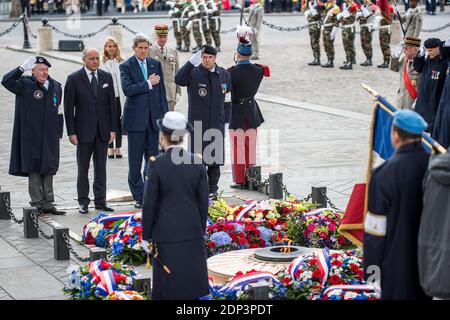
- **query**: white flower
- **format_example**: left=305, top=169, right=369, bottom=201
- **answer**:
left=329, top=289, right=342, bottom=297
left=134, top=212, right=142, bottom=220
left=344, top=291, right=358, bottom=300
left=132, top=244, right=141, bottom=251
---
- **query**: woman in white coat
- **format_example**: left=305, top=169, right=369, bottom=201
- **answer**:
left=101, top=37, right=126, bottom=159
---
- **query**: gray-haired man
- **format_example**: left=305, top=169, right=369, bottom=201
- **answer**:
left=120, top=33, right=169, bottom=209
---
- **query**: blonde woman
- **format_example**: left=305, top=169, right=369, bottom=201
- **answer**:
left=101, top=37, right=125, bottom=159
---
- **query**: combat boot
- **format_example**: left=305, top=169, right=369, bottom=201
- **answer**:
left=377, top=59, right=390, bottom=68
left=180, top=47, right=190, bottom=52
left=308, top=57, right=321, bottom=66
left=321, top=58, right=334, bottom=68
left=191, top=46, right=201, bottom=53
left=351, top=58, right=356, bottom=64
left=339, top=60, right=353, bottom=70
left=215, top=46, right=221, bottom=52
left=360, top=58, right=372, bottom=66
left=176, top=45, right=182, bottom=51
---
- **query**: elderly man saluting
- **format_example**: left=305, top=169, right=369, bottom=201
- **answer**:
left=2, top=56, right=65, bottom=215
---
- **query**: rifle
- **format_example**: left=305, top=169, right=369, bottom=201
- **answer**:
left=392, top=0, right=406, bottom=36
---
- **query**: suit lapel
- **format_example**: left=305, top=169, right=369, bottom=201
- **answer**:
left=80, top=68, right=97, bottom=98
left=132, top=56, right=147, bottom=82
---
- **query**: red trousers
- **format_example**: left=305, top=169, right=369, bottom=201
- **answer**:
left=229, top=120, right=258, bottom=184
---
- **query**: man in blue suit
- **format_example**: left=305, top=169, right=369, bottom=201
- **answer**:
left=120, top=34, right=169, bottom=208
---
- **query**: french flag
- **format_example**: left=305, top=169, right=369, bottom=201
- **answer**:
left=339, top=94, right=445, bottom=246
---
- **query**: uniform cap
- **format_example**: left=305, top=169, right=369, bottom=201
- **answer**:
left=393, top=110, right=428, bottom=135
left=404, top=36, right=421, bottom=48
left=154, top=24, right=169, bottom=36
left=424, top=38, right=441, bottom=49
left=157, top=111, right=192, bottom=133
left=237, top=40, right=253, bottom=56
left=201, top=44, right=217, bottom=56
left=35, top=56, right=51, bottom=67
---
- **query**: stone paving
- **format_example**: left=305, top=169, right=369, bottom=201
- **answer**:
left=0, top=11, right=448, bottom=299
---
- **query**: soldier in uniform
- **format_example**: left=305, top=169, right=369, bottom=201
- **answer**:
left=246, top=0, right=264, bottom=60
left=188, top=0, right=204, bottom=53
left=305, top=0, right=323, bottom=66
left=400, top=0, right=423, bottom=37
left=167, top=0, right=184, bottom=51
left=374, top=1, right=394, bottom=68
left=148, top=25, right=181, bottom=111
left=337, top=0, right=359, bottom=69
left=175, top=45, right=231, bottom=198
left=198, top=0, right=213, bottom=46
left=208, top=0, right=222, bottom=52
left=363, top=110, right=431, bottom=300
left=2, top=56, right=66, bottom=215
left=180, top=0, right=192, bottom=52
left=321, top=0, right=341, bottom=68
left=357, top=0, right=377, bottom=67
left=142, top=111, right=209, bottom=300
left=413, top=38, right=447, bottom=135
left=389, top=36, right=422, bottom=110
left=227, top=38, right=269, bottom=189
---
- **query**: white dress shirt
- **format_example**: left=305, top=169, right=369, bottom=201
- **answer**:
left=135, top=56, right=153, bottom=90
left=84, top=67, right=98, bottom=82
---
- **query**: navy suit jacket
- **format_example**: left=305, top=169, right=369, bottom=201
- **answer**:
left=64, top=68, right=117, bottom=143
left=120, top=56, right=168, bottom=133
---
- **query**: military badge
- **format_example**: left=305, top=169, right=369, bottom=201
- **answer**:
left=221, top=83, right=228, bottom=94
left=198, top=88, right=208, bottom=97
left=431, top=70, right=440, bottom=80
left=34, top=90, right=43, bottom=100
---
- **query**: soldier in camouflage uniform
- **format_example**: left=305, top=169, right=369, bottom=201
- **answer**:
left=180, top=0, right=192, bottom=52
left=208, top=0, right=222, bottom=52
left=198, top=0, right=212, bottom=46
left=188, top=0, right=204, bottom=53
left=357, top=0, right=377, bottom=66
left=400, top=0, right=422, bottom=37
left=168, top=0, right=184, bottom=50
left=374, top=3, right=394, bottom=68
left=321, top=0, right=341, bottom=68
left=305, top=0, right=323, bottom=66
left=337, top=0, right=358, bottom=69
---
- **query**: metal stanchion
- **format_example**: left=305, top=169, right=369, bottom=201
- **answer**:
left=90, top=247, right=107, bottom=261
left=22, top=11, right=31, bottom=49
left=311, top=186, right=327, bottom=208
left=23, top=208, right=39, bottom=238
left=269, top=173, right=283, bottom=199
left=132, top=275, right=151, bottom=299
left=0, top=191, right=10, bottom=220
left=247, top=166, right=261, bottom=191
left=54, top=227, right=70, bottom=260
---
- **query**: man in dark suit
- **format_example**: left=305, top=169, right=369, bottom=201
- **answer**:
left=64, top=48, right=117, bottom=214
left=120, top=34, right=169, bottom=208
left=142, top=111, right=209, bottom=300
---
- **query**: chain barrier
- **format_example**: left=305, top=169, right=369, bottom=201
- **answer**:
left=320, top=190, right=342, bottom=211
left=0, top=15, right=24, bottom=37
left=2, top=195, right=24, bottom=224
left=115, top=22, right=138, bottom=35
left=47, top=22, right=110, bottom=39
left=421, top=22, right=450, bottom=33
left=29, top=211, right=54, bottom=240
left=262, top=20, right=309, bottom=32
left=61, top=231, right=90, bottom=263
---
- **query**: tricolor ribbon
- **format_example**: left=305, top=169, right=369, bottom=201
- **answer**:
left=316, top=248, right=331, bottom=287
left=304, top=208, right=340, bottom=216
left=288, top=255, right=307, bottom=280
left=322, top=284, right=377, bottom=297
left=99, top=270, right=117, bottom=295
left=235, top=201, right=258, bottom=221
left=218, top=271, right=279, bottom=294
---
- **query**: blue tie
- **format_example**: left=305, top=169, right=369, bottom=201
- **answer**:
left=140, top=60, right=147, bottom=80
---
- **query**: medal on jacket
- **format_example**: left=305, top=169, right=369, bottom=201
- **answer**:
left=198, top=88, right=208, bottom=97
left=34, top=90, right=43, bottom=100
left=221, top=83, right=228, bottom=94
left=431, top=70, right=440, bottom=80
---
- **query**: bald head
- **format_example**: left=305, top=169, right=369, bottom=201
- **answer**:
left=82, top=48, right=100, bottom=72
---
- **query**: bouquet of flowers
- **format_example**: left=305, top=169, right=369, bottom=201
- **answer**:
left=104, top=290, right=146, bottom=300
left=287, top=208, right=353, bottom=250
left=209, top=270, right=280, bottom=300
left=271, top=249, right=330, bottom=300
left=63, top=259, right=146, bottom=300
left=82, top=212, right=138, bottom=247
left=205, top=220, right=283, bottom=257
left=327, top=249, right=364, bottom=286
left=321, top=285, right=378, bottom=300
left=208, top=194, right=232, bottom=222
left=109, top=213, right=145, bottom=265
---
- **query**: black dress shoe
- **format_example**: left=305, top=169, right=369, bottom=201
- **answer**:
left=115, top=154, right=123, bottom=159
left=79, top=204, right=89, bottom=214
left=134, top=202, right=142, bottom=209
left=42, top=208, right=66, bottom=215
left=95, top=204, right=114, bottom=212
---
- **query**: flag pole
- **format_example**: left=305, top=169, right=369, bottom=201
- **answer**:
left=361, top=83, right=447, bottom=154
left=391, top=0, right=406, bottom=36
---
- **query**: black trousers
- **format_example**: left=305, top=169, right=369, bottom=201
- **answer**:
left=109, top=97, right=122, bottom=149
left=207, top=165, right=220, bottom=195
left=77, top=134, right=108, bottom=206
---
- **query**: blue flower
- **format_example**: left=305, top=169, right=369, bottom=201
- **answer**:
left=234, top=224, right=244, bottom=233
left=257, top=227, right=273, bottom=242
left=112, top=241, right=124, bottom=256
left=209, top=232, right=232, bottom=246
left=95, top=229, right=109, bottom=248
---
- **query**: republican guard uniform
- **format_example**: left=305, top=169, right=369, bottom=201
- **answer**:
left=363, top=110, right=431, bottom=300
left=227, top=39, right=269, bottom=187
left=142, top=112, right=209, bottom=300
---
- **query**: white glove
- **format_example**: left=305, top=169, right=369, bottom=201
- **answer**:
left=188, top=11, right=195, bottom=17
left=356, top=11, right=363, bottom=18
left=342, top=9, right=350, bottom=18
left=444, top=37, right=450, bottom=47
left=174, top=7, right=179, bottom=14
left=330, top=26, right=338, bottom=40
left=394, top=42, right=404, bottom=58
left=362, top=6, right=370, bottom=18
left=337, top=12, right=343, bottom=19
left=206, top=8, right=213, bottom=15
left=418, top=45, right=425, bottom=57
left=168, top=9, right=174, bottom=17
left=225, top=92, right=231, bottom=103
left=20, top=56, right=36, bottom=71
left=189, top=50, right=203, bottom=66
left=305, top=9, right=311, bottom=18
left=373, top=15, right=382, bottom=30
left=141, top=240, right=151, bottom=255
left=310, top=7, right=318, bottom=16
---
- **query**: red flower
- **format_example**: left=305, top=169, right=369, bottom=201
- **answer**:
left=224, top=223, right=236, bottom=232
left=100, top=260, right=112, bottom=270
left=259, top=240, right=266, bottom=247
left=320, top=232, right=328, bottom=239
left=229, top=233, right=237, bottom=241
left=207, top=242, right=217, bottom=248
left=338, top=236, right=346, bottom=245
left=282, top=277, right=291, bottom=285
left=121, top=234, right=130, bottom=243
left=239, top=238, right=248, bottom=245
left=332, top=260, right=342, bottom=267
left=133, top=226, right=142, bottom=234
left=309, top=259, right=318, bottom=266
left=329, top=275, right=342, bottom=285
left=312, top=269, right=322, bottom=279
left=295, top=269, right=304, bottom=278
left=113, top=272, right=127, bottom=283
left=249, top=243, right=259, bottom=249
